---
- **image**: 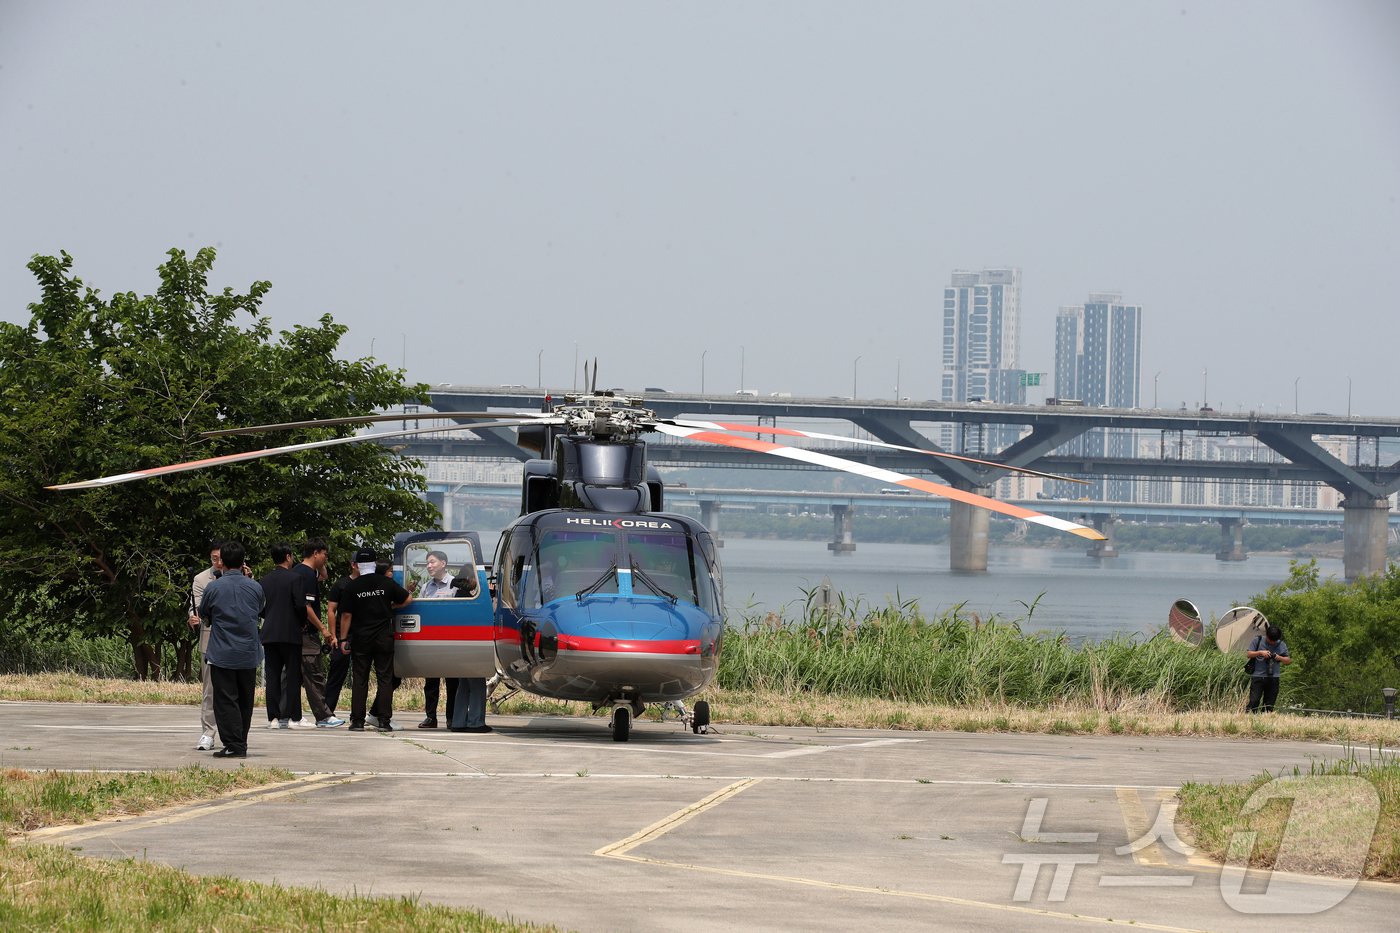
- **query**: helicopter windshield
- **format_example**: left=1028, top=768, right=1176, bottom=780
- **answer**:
left=627, top=531, right=721, bottom=614
left=527, top=529, right=619, bottom=607
left=517, top=523, right=721, bottom=614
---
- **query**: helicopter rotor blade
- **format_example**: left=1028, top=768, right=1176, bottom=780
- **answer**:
left=47, top=417, right=565, bottom=491
left=657, top=418, right=1087, bottom=485
left=650, top=422, right=1106, bottom=540
left=201, top=411, right=553, bottom=439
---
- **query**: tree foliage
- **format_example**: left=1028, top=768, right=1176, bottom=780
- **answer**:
left=1252, top=560, right=1400, bottom=713
left=0, top=248, right=438, bottom=678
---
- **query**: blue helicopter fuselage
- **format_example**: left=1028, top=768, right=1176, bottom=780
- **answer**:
left=390, top=511, right=725, bottom=707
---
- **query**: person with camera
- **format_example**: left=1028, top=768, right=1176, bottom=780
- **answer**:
left=1245, top=624, right=1291, bottom=713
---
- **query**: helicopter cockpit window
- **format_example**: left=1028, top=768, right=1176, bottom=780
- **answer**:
left=627, top=531, right=719, bottom=614
left=497, top=527, right=538, bottom=610
left=404, top=539, right=479, bottom=599
left=529, top=529, right=618, bottom=607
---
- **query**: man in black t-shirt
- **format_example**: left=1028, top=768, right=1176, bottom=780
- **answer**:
left=340, top=548, right=412, bottom=731
left=259, top=543, right=309, bottom=728
left=292, top=538, right=341, bottom=727
left=324, top=557, right=358, bottom=715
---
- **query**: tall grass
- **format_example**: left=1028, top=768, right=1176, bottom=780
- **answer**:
left=719, top=594, right=1243, bottom=710
left=0, top=631, right=140, bottom=679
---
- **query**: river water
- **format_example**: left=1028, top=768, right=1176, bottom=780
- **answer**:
left=716, top=538, right=1344, bottom=641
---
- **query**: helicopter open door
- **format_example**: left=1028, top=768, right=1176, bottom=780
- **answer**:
left=392, top=531, right=496, bottom=677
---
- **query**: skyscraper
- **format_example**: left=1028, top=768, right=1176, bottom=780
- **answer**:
left=941, top=267, right=1024, bottom=452
left=1054, top=293, right=1143, bottom=499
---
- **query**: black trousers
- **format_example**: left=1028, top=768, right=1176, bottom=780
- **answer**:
left=424, top=677, right=459, bottom=721
left=1247, top=676, right=1281, bottom=712
left=264, top=642, right=302, bottom=722
left=325, top=640, right=351, bottom=714
left=211, top=664, right=256, bottom=754
left=350, top=630, right=395, bottom=727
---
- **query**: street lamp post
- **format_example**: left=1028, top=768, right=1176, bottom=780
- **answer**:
left=700, top=350, right=708, bottom=395
left=740, top=346, right=745, bottom=393
left=537, top=349, right=543, bottom=388
left=1154, top=371, right=1161, bottom=409
left=1347, top=376, right=1352, bottom=419
left=1202, top=368, right=1208, bottom=409
left=1294, top=376, right=1300, bottom=415
left=853, top=355, right=862, bottom=399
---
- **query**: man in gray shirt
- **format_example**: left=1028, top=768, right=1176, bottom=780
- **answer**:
left=188, top=541, right=224, bottom=751
left=199, top=541, right=266, bottom=758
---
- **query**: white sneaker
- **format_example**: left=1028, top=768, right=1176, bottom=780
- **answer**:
left=317, top=717, right=346, bottom=728
left=268, top=719, right=288, bottom=730
left=288, top=719, right=316, bottom=730
left=196, top=734, right=214, bottom=750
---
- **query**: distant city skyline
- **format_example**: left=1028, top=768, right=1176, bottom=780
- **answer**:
left=2, top=3, right=1396, bottom=416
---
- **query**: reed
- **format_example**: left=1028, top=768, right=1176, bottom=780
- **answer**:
left=719, top=593, right=1243, bottom=711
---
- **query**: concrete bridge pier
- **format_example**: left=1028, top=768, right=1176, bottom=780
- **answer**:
left=950, top=492, right=991, bottom=572
left=828, top=504, right=856, bottom=555
left=1216, top=517, right=1247, bottom=562
left=426, top=490, right=448, bottom=530
left=1342, top=494, right=1390, bottom=581
left=1086, top=513, right=1119, bottom=559
left=699, top=500, right=724, bottom=547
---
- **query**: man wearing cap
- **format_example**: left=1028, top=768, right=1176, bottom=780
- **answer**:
left=340, top=548, right=412, bottom=732
left=199, top=541, right=265, bottom=758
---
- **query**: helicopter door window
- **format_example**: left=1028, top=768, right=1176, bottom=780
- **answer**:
left=405, top=539, right=478, bottom=599
left=498, top=529, right=536, bottom=610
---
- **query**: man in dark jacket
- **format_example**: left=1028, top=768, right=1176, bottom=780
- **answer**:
left=259, top=543, right=308, bottom=729
left=199, top=541, right=265, bottom=758
left=340, top=548, right=412, bottom=732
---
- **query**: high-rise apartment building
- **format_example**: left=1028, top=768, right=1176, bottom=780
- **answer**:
left=941, top=267, right=1025, bottom=452
left=1054, top=293, right=1143, bottom=499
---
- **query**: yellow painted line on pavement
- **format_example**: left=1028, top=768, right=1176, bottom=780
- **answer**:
left=23, top=773, right=372, bottom=844
left=597, top=779, right=1209, bottom=931
left=595, top=778, right=760, bottom=857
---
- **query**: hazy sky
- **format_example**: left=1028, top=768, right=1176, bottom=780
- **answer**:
left=2, top=1, right=1397, bottom=415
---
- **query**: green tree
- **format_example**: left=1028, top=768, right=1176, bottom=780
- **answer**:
left=1252, top=560, right=1400, bottom=712
left=0, top=249, right=438, bottom=679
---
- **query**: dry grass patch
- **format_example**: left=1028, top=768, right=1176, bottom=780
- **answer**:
left=690, top=688, right=1400, bottom=745
left=7, top=674, right=1400, bottom=746
left=1177, top=753, right=1400, bottom=881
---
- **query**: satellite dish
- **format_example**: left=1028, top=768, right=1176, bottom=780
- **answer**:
left=1215, top=606, right=1269, bottom=653
left=1167, top=599, right=1204, bottom=647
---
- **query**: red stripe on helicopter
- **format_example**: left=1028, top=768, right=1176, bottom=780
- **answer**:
left=557, top=635, right=702, bottom=654
left=394, top=625, right=495, bottom=641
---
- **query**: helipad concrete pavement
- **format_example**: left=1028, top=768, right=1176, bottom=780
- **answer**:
left=3, top=700, right=1396, bottom=931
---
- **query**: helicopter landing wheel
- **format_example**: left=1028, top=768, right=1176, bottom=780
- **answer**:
left=692, top=700, right=710, bottom=735
left=611, top=705, right=631, bottom=742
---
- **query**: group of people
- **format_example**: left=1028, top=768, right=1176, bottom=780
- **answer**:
left=191, top=540, right=490, bottom=758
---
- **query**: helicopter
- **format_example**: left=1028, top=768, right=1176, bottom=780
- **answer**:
left=49, top=378, right=1104, bottom=741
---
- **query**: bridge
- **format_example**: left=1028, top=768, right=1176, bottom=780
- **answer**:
left=428, top=481, right=1398, bottom=563
left=396, top=386, right=1400, bottom=579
